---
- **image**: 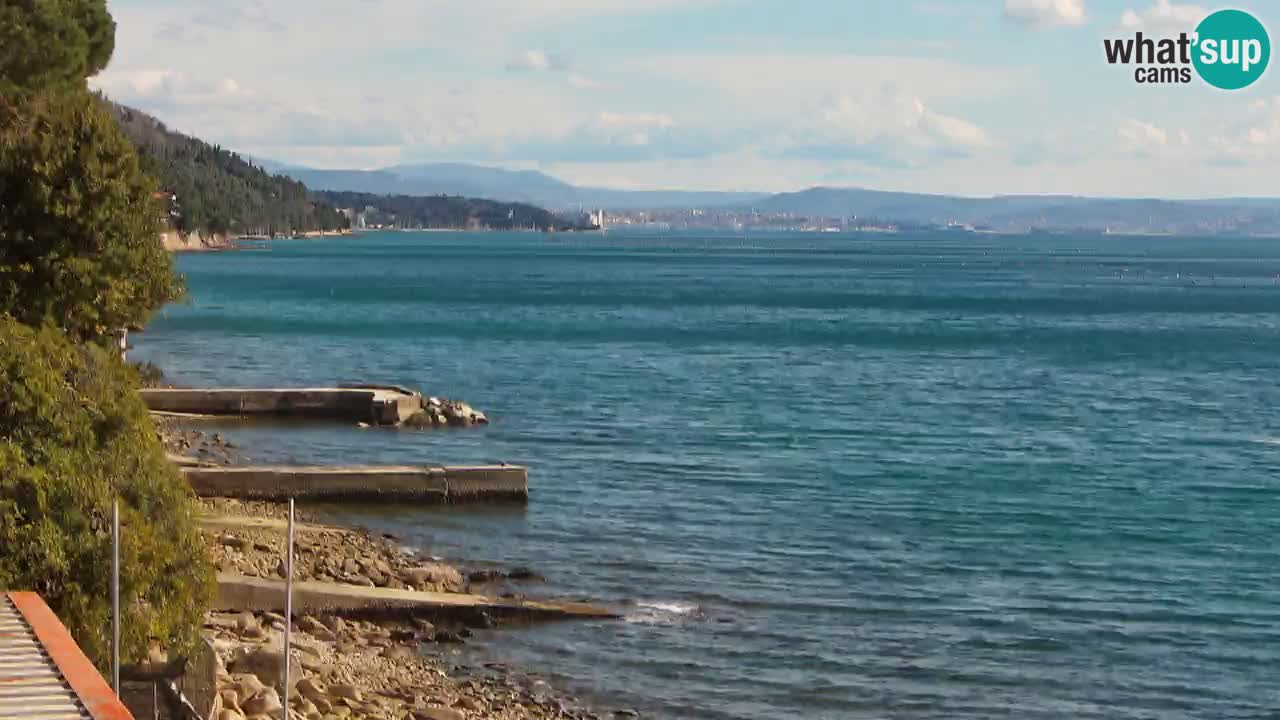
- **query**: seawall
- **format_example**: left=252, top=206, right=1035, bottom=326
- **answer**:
left=182, top=465, right=529, bottom=503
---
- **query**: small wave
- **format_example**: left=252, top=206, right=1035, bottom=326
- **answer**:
left=1253, top=437, right=1280, bottom=446
left=625, top=600, right=703, bottom=624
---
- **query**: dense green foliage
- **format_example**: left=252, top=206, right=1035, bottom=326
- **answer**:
left=0, top=320, right=213, bottom=667
left=110, top=103, right=350, bottom=235
left=0, top=90, right=182, bottom=343
left=0, top=0, right=114, bottom=94
left=314, top=190, right=584, bottom=231
left=0, top=0, right=212, bottom=669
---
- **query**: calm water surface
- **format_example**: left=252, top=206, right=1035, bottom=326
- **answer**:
left=136, top=231, right=1280, bottom=719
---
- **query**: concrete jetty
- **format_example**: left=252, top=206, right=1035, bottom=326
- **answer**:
left=214, top=574, right=618, bottom=621
left=183, top=465, right=528, bottom=503
left=140, top=386, right=423, bottom=425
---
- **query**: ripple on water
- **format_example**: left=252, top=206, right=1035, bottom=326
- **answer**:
left=138, top=232, right=1280, bottom=720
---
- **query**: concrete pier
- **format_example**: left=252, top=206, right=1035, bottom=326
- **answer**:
left=140, top=386, right=423, bottom=425
left=183, top=465, right=528, bottom=503
left=214, top=574, right=617, bottom=621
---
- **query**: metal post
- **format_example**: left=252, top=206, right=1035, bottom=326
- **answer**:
left=282, top=498, right=294, bottom=719
left=111, top=499, right=120, bottom=695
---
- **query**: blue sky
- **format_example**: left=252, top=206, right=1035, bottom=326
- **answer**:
left=92, top=0, right=1280, bottom=197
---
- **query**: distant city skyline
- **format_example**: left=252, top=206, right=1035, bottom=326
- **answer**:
left=92, top=0, right=1279, bottom=198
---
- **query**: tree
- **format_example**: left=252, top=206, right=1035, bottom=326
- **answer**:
left=0, top=319, right=213, bottom=667
left=0, top=89, right=183, bottom=343
left=0, top=0, right=210, bottom=670
left=0, top=0, right=115, bottom=95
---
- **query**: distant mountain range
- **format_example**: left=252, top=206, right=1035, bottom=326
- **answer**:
left=263, top=160, right=1280, bottom=235
left=261, top=160, right=766, bottom=211
left=749, top=188, right=1280, bottom=234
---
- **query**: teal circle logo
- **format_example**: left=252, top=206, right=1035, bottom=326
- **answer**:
left=1193, top=9, right=1270, bottom=90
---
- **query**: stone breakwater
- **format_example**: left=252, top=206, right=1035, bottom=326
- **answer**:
left=205, top=610, right=610, bottom=720
left=200, top=500, right=465, bottom=592
left=197, top=499, right=622, bottom=720
left=401, top=398, right=487, bottom=430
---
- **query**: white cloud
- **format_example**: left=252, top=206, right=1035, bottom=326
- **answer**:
left=1119, top=119, right=1171, bottom=155
left=505, top=50, right=613, bottom=91
left=1119, top=0, right=1206, bottom=35
left=771, top=85, right=992, bottom=168
left=505, top=49, right=565, bottom=72
left=1004, top=0, right=1088, bottom=28
left=567, top=72, right=603, bottom=90
left=1208, top=97, right=1280, bottom=164
left=628, top=53, right=1027, bottom=111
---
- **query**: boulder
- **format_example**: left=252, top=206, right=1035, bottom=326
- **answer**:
left=401, top=563, right=463, bottom=590
left=230, top=647, right=301, bottom=695
left=413, top=708, right=464, bottom=720
left=380, top=645, right=415, bottom=661
left=217, top=710, right=245, bottom=720
left=242, top=688, right=282, bottom=717
left=297, top=678, right=327, bottom=703
left=231, top=673, right=265, bottom=701
left=432, top=629, right=465, bottom=645
left=328, top=684, right=363, bottom=702
left=219, top=689, right=241, bottom=713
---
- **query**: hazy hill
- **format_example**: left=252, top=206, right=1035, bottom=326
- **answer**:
left=270, top=161, right=766, bottom=210
left=748, top=187, right=1280, bottom=234
left=312, top=190, right=588, bottom=231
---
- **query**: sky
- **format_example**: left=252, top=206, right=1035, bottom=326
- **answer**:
left=91, top=0, right=1280, bottom=198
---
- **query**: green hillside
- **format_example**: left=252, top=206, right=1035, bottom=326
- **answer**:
left=107, top=100, right=348, bottom=235
left=313, top=190, right=589, bottom=231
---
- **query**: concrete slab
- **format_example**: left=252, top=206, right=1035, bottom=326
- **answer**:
left=214, top=574, right=617, bottom=621
left=184, top=465, right=527, bottom=503
left=197, top=515, right=355, bottom=535
left=140, top=387, right=422, bottom=425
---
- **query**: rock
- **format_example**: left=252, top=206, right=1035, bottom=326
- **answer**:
left=242, top=688, right=283, bottom=716
left=312, top=697, right=332, bottom=714
left=323, top=616, right=347, bottom=635
left=411, top=619, right=435, bottom=635
left=432, top=629, right=465, bottom=644
left=328, top=684, right=363, bottom=702
left=220, top=689, right=241, bottom=712
left=413, top=708, right=464, bottom=720
left=456, top=697, right=481, bottom=711
left=464, top=611, right=494, bottom=630
left=217, top=710, right=245, bottom=720
left=467, top=569, right=503, bottom=583
left=230, top=647, right=301, bottom=695
left=297, top=678, right=327, bottom=703
left=341, top=559, right=360, bottom=575
left=231, top=674, right=265, bottom=701
left=300, top=655, right=329, bottom=673
left=219, top=535, right=245, bottom=550
left=402, top=563, right=463, bottom=590
left=236, top=611, right=259, bottom=633
left=507, top=566, right=545, bottom=582
left=380, top=645, right=415, bottom=661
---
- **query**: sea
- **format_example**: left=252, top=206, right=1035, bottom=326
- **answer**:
left=134, top=230, right=1280, bottom=720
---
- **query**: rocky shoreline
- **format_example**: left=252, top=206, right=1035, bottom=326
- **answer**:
left=160, top=422, right=627, bottom=720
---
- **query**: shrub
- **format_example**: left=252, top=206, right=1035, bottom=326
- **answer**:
left=0, top=318, right=212, bottom=667
left=0, top=89, right=183, bottom=343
